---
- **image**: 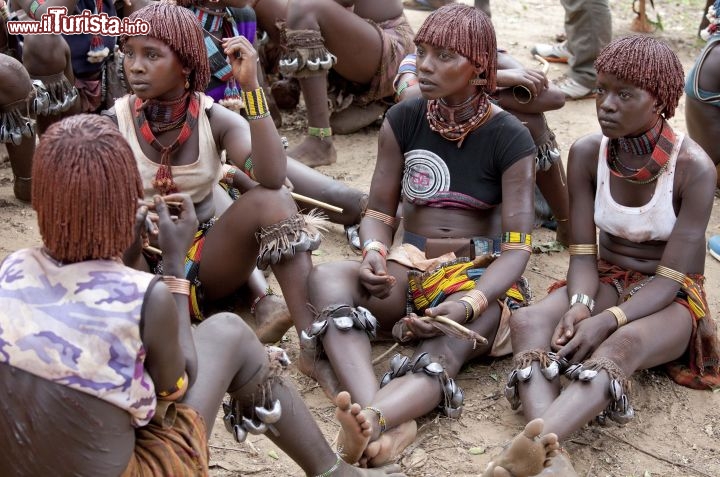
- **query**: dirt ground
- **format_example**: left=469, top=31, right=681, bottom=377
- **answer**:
left=2, top=0, right=720, bottom=476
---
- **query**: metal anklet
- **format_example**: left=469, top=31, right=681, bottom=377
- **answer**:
left=300, top=304, right=378, bottom=358
left=380, top=352, right=464, bottom=418
left=564, top=357, right=634, bottom=425
left=505, top=350, right=569, bottom=410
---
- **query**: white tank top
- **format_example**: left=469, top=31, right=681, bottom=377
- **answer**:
left=115, top=93, right=222, bottom=203
left=593, top=133, right=684, bottom=243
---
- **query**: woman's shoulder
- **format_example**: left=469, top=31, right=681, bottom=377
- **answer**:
left=569, top=132, right=604, bottom=156
left=677, top=133, right=716, bottom=177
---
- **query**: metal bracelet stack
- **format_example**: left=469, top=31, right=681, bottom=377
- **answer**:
left=222, top=346, right=290, bottom=443
left=300, top=304, right=378, bottom=357
left=380, top=352, right=464, bottom=419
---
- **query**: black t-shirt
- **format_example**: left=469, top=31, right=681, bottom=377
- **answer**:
left=385, top=98, right=536, bottom=209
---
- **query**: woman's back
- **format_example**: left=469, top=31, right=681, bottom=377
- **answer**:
left=0, top=364, right=136, bottom=477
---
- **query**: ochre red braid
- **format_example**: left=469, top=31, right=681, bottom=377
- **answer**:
left=134, top=93, right=200, bottom=195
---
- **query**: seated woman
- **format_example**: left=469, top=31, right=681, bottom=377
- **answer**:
left=104, top=3, right=326, bottom=361
left=394, top=48, right=569, bottom=244
left=174, top=0, right=370, bottom=240
left=304, top=5, right=539, bottom=467
left=508, top=35, right=720, bottom=474
left=0, top=113, right=412, bottom=477
left=267, top=0, right=415, bottom=167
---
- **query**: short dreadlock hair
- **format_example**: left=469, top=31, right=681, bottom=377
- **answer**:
left=121, top=2, right=210, bottom=92
left=32, top=114, right=142, bottom=263
left=414, top=3, right=497, bottom=93
left=594, top=35, right=684, bottom=119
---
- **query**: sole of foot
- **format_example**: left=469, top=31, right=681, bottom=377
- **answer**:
left=335, top=391, right=372, bottom=464
left=360, top=419, right=417, bottom=468
left=485, top=418, right=561, bottom=477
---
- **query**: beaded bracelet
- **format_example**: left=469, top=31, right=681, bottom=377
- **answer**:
left=313, top=454, right=342, bottom=477
left=568, top=243, right=598, bottom=256
left=459, top=289, right=489, bottom=323
left=362, top=240, right=388, bottom=259
left=221, top=164, right=237, bottom=186
left=655, top=265, right=686, bottom=285
left=364, top=406, right=387, bottom=433
left=308, top=126, right=333, bottom=139
left=395, top=78, right=419, bottom=100
left=606, top=306, right=628, bottom=328
left=458, top=300, right=472, bottom=323
left=501, top=232, right=532, bottom=253
left=28, top=0, right=45, bottom=19
left=363, top=208, right=396, bottom=227
left=162, top=276, right=191, bottom=296
left=157, top=372, right=188, bottom=399
left=242, top=87, right=271, bottom=120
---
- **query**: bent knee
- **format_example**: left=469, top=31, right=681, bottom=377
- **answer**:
left=204, top=312, right=257, bottom=347
left=286, top=0, right=321, bottom=26
left=308, top=261, right=360, bottom=299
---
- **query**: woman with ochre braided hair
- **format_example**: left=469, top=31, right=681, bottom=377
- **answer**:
left=0, top=113, right=410, bottom=477
left=102, top=2, right=339, bottom=386
left=302, top=5, right=553, bottom=470
left=507, top=35, right=720, bottom=474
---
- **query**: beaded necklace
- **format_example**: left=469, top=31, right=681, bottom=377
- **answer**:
left=617, top=116, right=663, bottom=155
left=426, top=92, right=492, bottom=148
left=607, top=119, right=676, bottom=185
left=134, top=92, right=200, bottom=195
left=142, top=92, right=190, bottom=133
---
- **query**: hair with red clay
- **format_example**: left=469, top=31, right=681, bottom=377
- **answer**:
left=32, top=114, right=142, bottom=263
left=414, top=3, right=497, bottom=93
left=121, top=2, right=210, bottom=92
left=594, top=35, right=684, bottom=119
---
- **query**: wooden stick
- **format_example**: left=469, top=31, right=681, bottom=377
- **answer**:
left=291, top=192, right=343, bottom=214
left=143, top=245, right=163, bottom=255
left=533, top=54, right=550, bottom=75
left=419, top=315, right=488, bottom=346
left=372, top=343, right=400, bottom=365
left=142, top=200, right=183, bottom=208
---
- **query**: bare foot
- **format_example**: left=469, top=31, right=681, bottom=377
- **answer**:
left=335, top=391, right=372, bottom=464
left=483, top=418, right=560, bottom=477
left=330, top=102, right=386, bottom=134
left=297, top=347, right=342, bottom=401
left=360, top=420, right=417, bottom=468
left=538, top=450, right=577, bottom=476
left=289, top=135, right=336, bottom=168
left=253, top=294, right=293, bottom=344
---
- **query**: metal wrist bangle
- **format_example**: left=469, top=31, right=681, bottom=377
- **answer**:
left=569, top=293, right=595, bottom=313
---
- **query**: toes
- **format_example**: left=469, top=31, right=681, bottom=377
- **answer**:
left=364, top=440, right=381, bottom=460
left=335, top=391, right=352, bottom=411
left=539, top=431, right=559, bottom=447
left=523, top=418, right=544, bottom=439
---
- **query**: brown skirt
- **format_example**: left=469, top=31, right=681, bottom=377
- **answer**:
left=121, top=403, right=209, bottom=477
